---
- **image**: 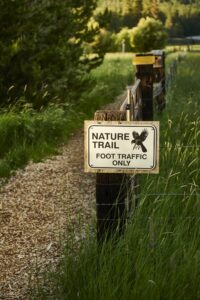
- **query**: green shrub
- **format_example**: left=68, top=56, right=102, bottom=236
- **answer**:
left=130, top=17, right=167, bottom=52
left=0, top=0, right=104, bottom=109
left=0, top=53, right=134, bottom=178
left=114, top=27, right=134, bottom=52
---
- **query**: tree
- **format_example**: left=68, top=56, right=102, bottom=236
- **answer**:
left=96, top=0, right=200, bottom=39
left=121, top=0, right=143, bottom=28
left=142, top=0, right=159, bottom=19
left=0, top=0, right=102, bottom=108
left=130, top=17, right=168, bottom=52
left=115, top=27, right=134, bottom=51
left=134, top=0, right=143, bottom=22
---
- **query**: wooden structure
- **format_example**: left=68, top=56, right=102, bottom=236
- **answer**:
left=93, top=51, right=165, bottom=243
left=152, top=50, right=166, bottom=112
left=94, top=111, right=127, bottom=242
left=133, top=54, right=154, bottom=120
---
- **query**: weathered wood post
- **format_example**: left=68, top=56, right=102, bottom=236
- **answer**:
left=94, top=111, right=127, bottom=243
left=84, top=53, right=160, bottom=244
left=152, top=50, right=166, bottom=112
left=134, top=54, right=155, bottom=121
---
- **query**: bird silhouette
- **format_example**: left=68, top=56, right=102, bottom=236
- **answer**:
left=131, top=129, right=148, bottom=152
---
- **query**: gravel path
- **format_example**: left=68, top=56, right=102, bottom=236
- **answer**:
left=0, top=130, right=96, bottom=299
left=0, top=95, right=125, bottom=299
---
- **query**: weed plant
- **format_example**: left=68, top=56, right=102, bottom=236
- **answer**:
left=39, top=53, right=200, bottom=300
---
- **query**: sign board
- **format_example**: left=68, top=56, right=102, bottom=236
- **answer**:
left=84, top=121, right=159, bottom=174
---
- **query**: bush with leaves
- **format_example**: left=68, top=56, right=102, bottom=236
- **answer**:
left=83, top=18, right=116, bottom=55
left=130, top=17, right=168, bottom=52
left=0, top=0, right=104, bottom=109
left=114, top=27, right=134, bottom=52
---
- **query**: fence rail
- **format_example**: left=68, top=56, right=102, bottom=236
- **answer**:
left=94, top=51, right=187, bottom=243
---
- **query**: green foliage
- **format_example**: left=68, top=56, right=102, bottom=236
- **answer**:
left=0, top=107, right=69, bottom=177
left=115, top=28, right=134, bottom=52
left=0, top=54, right=134, bottom=178
left=0, top=0, right=105, bottom=109
left=96, top=0, right=200, bottom=39
left=160, top=2, right=200, bottom=37
left=130, top=17, right=168, bottom=52
left=142, top=0, right=159, bottom=19
left=85, top=25, right=116, bottom=54
left=76, top=53, right=134, bottom=115
left=36, top=53, right=200, bottom=300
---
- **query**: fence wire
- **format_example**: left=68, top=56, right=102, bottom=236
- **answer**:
left=121, top=54, right=186, bottom=116
left=96, top=52, right=199, bottom=225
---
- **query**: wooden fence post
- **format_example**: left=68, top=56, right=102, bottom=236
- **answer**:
left=94, top=52, right=162, bottom=243
left=94, top=110, right=127, bottom=243
left=152, top=50, right=166, bottom=112
left=134, top=54, right=154, bottom=121
left=96, top=173, right=127, bottom=242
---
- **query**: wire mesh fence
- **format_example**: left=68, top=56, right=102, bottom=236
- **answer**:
left=95, top=50, right=200, bottom=242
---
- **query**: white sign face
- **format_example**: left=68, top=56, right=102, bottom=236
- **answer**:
left=84, top=121, right=159, bottom=174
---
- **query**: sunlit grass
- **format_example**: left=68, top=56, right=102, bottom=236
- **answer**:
left=36, top=53, right=200, bottom=300
left=105, top=52, right=134, bottom=59
left=0, top=54, right=134, bottom=178
left=78, top=53, right=134, bottom=115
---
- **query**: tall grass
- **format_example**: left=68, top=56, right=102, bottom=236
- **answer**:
left=38, top=53, right=200, bottom=299
left=0, top=106, right=77, bottom=177
left=77, top=53, right=134, bottom=115
left=0, top=54, right=134, bottom=178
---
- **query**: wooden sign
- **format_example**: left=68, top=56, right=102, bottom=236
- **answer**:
left=84, top=121, right=159, bottom=174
